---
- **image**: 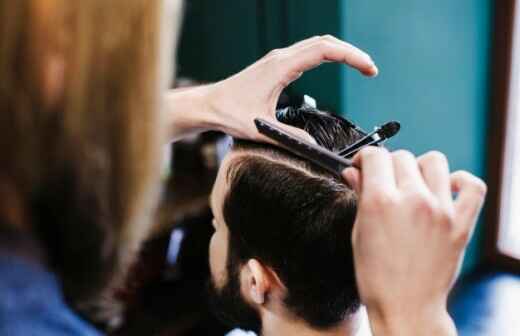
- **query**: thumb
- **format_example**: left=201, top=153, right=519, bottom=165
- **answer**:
left=342, top=167, right=361, bottom=194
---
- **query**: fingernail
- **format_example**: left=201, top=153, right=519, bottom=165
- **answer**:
left=368, top=64, right=378, bottom=77
left=360, top=64, right=378, bottom=77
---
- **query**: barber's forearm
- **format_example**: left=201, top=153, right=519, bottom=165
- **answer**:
left=367, top=305, right=457, bottom=336
left=165, top=85, right=220, bottom=142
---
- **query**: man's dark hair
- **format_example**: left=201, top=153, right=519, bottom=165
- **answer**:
left=222, top=106, right=366, bottom=329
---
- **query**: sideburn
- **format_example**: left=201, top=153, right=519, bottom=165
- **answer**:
left=207, top=239, right=262, bottom=334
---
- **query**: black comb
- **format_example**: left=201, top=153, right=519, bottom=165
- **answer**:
left=255, top=118, right=355, bottom=176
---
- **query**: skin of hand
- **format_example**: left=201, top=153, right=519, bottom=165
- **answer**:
left=165, top=35, right=378, bottom=143
left=342, top=148, right=487, bottom=336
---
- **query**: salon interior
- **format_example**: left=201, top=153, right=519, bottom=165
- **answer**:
left=87, top=1, right=520, bottom=336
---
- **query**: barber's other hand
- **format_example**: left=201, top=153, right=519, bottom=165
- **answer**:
left=342, top=148, right=487, bottom=336
left=204, top=35, right=378, bottom=144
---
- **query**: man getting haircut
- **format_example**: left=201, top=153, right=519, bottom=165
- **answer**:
left=208, top=106, right=368, bottom=336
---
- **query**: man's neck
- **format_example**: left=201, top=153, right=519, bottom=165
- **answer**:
left=260, top=309, right=361, bottom=336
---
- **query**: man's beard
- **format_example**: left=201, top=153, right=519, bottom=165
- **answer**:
left=207, top=255, right=262, bottom=334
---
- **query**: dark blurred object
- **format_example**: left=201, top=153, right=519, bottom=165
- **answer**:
left=111, top=130, right=232, bottom=336
left=154, top=131, right=229, bottom=236
left=449, top=268, right=520, bottom=336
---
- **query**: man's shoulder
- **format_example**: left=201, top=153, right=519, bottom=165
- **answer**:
left=0, top=254, right=103, bottom=336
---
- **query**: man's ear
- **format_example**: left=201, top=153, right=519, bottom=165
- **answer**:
left=242, top=259, right=271, bottom=305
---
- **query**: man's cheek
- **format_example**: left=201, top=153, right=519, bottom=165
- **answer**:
left=209, top=234, right=218, bottom=277
left=209, top=232, right=229, bottom=287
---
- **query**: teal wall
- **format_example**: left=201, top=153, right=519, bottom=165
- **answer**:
left=177, top=1, right=344, bottom=108
left=177, top=1, right=493, bottom=274
left=340, top=0, right=493, bottom=273
left=177, top=2, right=260, bottom=80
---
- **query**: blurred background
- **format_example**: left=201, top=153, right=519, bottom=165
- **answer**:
left=111, top=1, right=520, bottom=335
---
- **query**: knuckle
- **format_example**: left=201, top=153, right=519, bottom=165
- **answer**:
left=315, top=38, right=334, bottom=49
left=408, top=192, right=436, bottom=216
left=266, top=50, right=288, bottom=72
left=405, top=192, right=458, bottom=230
left=392, top=149, right=415, bottom=161
left=473, top=178, right=488, bottom=197
left=359, top=146, right=389, bottom=163
left=423, top=150, right=448, bottom=165
left=452, top=170, right=472, bottom=181
left=366, top=191, right=398, bottom=211
left=453, top=170, right=488, bottom=197
left=414, top=196, right=433, bottom=213
left=321, top=34, right=336, bottom=41
left=451, top=169, right=465, bottom=177
left=359, top=146, right=378, bottom=159
left=267, top=48, right=283, bottom=59
left=436, top=207, right=456, bottom=229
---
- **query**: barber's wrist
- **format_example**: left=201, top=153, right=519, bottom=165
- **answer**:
left=202, top=79, right=243, bottom=136
left=366, top=303, right=457, bottom=336
left=165, top=85, right=218, bottom=142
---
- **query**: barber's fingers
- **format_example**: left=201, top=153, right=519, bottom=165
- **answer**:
left=417, top=151, right=453, bottom=208
left=391, top=150, right=427, bottom=192
left=289, top=38, right=377, bottom=76
left=288, top=35, right=374, bottom=66
left=350, top=147, right=397, bottom=196
left=342, top=167, right=361, bottom=194
left=270, top=36, right=377, bottom=86
left=450, top=171, right=487, bottom=239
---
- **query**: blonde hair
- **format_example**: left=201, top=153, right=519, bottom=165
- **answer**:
left=0, top=0, right=176, bottom=322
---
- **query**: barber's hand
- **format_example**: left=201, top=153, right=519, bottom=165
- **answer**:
left=342, top=148, right=487, bottom=336
left=204, top=35, right=377, bottom=143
